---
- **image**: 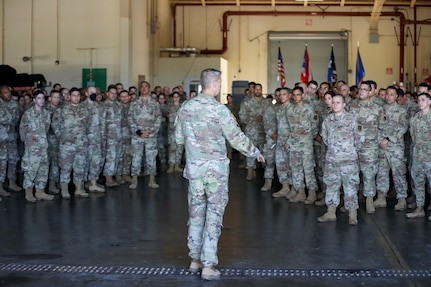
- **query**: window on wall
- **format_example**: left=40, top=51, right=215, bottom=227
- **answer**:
left=268, top=31, right=348, bottom=93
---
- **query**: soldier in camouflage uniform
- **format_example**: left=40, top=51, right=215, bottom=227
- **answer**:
left=225, top=94, right=240, bottom=159
left=166, top=91, right=184, bottom=173
left=317, top=94, right=364, bottom=225
left=175, top=68, right=264, bottom=281
left=45, top=90, right=62, bottom=194
left=157, top=93, right=169, bottom=171
left=19, top=90, right=54, bottom=202
left=406, top=91, right=431, bottom=220
left=0, top=96, right=13, bottom=200
left=374, top=86, right=409, bottom=211
left=286, top=86, right=319, bottom=204
left=260, top=89, right=280, bottom=191
left=82, top=86, right=106, bottom=192
left=51, top=87, right=89, bottom=199
left=272, top=87, right=293, bottom=198
left=346, top=80, right=384, bottom=214
left=0, top=85, right=22, bottom=192
left=127, top=81, right=162, bottom=189
left=103, top=85, right=124, bottom=187
left=117, top=90, right=132, bottom=183
left=239, top=83, right=269, bottom=180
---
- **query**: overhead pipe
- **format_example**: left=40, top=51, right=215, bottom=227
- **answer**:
left=171, top=9, right=406, bottom=82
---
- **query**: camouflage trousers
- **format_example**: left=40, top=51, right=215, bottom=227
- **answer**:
left=411, top=159, right=431, bottom=207
left=104, top=138, right=122, bottom=177
left=187, top=160, right=229, bottom=267
left=117, top=141, right=132, bottom=176
left=314, top=141, right=326, bottom=192
left=245, top=131, right=265, bottom=169
left=0, top=141, right=7, bottom=182
left=168, top=142, right=184, bottom=164
left=85, top=143, right=104, bottom=181
left=157, top=136, right=168, bottom=164
left=0, top=135, right=19, bottom=181
left=358, top=147, right=378, bottom=197
left=376, top=148, right=407, bottom=199
left=22, top=145, right=49, bottom=189
left=59, top=143, right=87, bottom=184
left=48, top=136, right=60, bottom=182
left=289, top=149, right=317, bottom=190
left=275, top=143, right=291, bottom=185
left=131, top=137, right=158, bottom=176
left=324, top=160, right=359, bottom=210
left=262, top=137, right=276, bottom=179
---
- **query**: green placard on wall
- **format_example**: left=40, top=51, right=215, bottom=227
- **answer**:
left=82, top=68, right=107, bottom=92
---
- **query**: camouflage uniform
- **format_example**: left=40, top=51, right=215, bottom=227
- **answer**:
left=127, top=96, right=161, bottom=176
left=19, top=106, right=50, bottom=189
left=157, top=102, right=169, bottom=166
left=0, top=99, right=21, bottom=183
left=103, top=99, right=123, bottom=177
left=82, top=99, right=106, bottom=182
left=321, top=112, right=363, bottom=209
left=347, top=99, right=383, bottom=197
left=117, top=102, right=132, bottom=176
left=0, top=99, right=13, bottom=184
left=239, top=97, right=269, bottom=168
left=409, top=110, right=431, bottom=207
left=175, top=93, right=262, bottom=267
left=315, top=106, right=332, bottom=191
left=225, top=102, right=240, bottom=157
left=262, top=103, right=279, bottom=179
left=376, top=103, right=409, bottom=199
left=52, top=103, right=89, bottom=184
left=275, top=103, right=292, bottom=185
left=286, top=103, right=319, bottom=190
left=45, top=104, right=60, bottom=183
left=167, top=103, right=184, bottom=165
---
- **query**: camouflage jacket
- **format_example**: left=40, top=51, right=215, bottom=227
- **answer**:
left=127, top=96, right=162, bottom=139
left=19, top=106, right=50, bottom=148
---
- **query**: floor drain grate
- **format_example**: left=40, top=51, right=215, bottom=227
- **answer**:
left=0, top=263, right=430, bottom=279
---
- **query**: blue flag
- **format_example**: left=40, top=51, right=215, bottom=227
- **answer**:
left=356, top=48, right=365, bottom=85
left=327, top=46, right=337, bottom=84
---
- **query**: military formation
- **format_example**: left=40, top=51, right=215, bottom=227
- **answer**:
left=0, top=82, right=189, bottom=203
left=238, top=80, right=431, bottom=225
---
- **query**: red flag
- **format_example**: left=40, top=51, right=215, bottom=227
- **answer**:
left=301, top=46, right=313, bottom=83
left=277, top=47, right=286, bottom=87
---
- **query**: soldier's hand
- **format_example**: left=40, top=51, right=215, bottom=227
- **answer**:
left=256, top=154, right=265, bottom=163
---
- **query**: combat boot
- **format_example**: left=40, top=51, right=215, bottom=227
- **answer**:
left=88, top=180, right=105, bottom=193
left=61, top=183, right=70, bottom=199
left=166, top=164, right=174, bottom=173
left=272, top=183, right=290, bottom=198
left=148, top=175, right=159, bottom=189
left=201, top=266, right=221, bottom=281
left=122, top=174, right=133, bottom=183
left=8, top=180, right=22, bottom=192
left=74, top=183, right=89, bottom=198
left=174, top=164, right=183, bottom=172
left=35, top=189, right=54, bottom=201
left=246, top=168, right=254, bottom=181
left=115, top=175, right=126, bottom=185
left=105, top=176, right=119, bottom=187
left=25, top=186, right=36, bottom=203
left=304, top=189, right=316, bottom=205
left=394, top=198, right=406, bottom=211
left=260, top=178, right=272, bottom=192
left=317, top=205, right=337, bottom=222
left=406, top=206, right=425, bottom=218
left=315, top=197, right=326, bottom=206
left=366, top=196, right=375, bottom=214
left=188, top=260, right=203, bottom=273
left=48, top=180, right=60, bottom=194
left=286, top=187, right=297, bottom=200
left=0, top=182, right=11, bottom=197
left=373, top=194, right=387, bottom=208
left=290, top=188, right=306, bottom=203
left=129, top=176, right=138, bottom=189
left=348, top=208, right=358, bottom=225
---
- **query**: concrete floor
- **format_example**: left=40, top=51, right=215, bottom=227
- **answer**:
left=0, top=153, right=431, bottom=286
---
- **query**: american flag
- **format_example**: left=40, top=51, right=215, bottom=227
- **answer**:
left=277, top=47, right=286, bottom=87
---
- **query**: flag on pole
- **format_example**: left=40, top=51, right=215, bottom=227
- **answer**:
left=356, top=46, right=366, bottom=85
left=301, top=45, right=313, bottom=83
left=327, top=46, right=337, bottom=84
left=277, top=47, right=286, bottom=87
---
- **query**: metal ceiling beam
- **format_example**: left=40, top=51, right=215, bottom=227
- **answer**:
left=369, top=0, right=385, bottom=33
left=410, top=0, right=416, bottom=7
